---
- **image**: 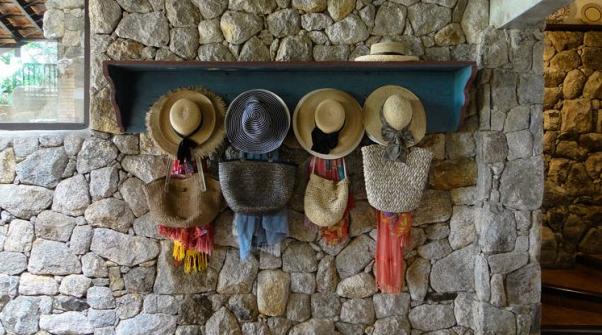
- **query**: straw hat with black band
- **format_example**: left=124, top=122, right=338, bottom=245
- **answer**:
left=146, top=87, right=226, bottom=159
left=293, top=88, right=364, bottom=160
left=355, top=41, right=419, bottom=62
left=226, top=89, right=290, bottom=155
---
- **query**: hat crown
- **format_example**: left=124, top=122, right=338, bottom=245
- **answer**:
left=242, top=98, right=272, bottom=141
left=383, top=95, right=413, bottom=130
left=169, top=98, right=202, bottom=136
left=315, top=99, right=345, bottom=134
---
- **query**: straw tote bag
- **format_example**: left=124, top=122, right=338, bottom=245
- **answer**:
left=144, top=174, right=222, bottom=228
left=219, top=157, right=296, bottom=214
left=362, top=145, right=433, bottom=213
left=304, top=158, right=350, bottom=227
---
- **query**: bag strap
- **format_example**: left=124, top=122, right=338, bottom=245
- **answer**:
left=240, top=151, right=277, bottom=162
left=341, top=158, right=348, bottom=180
left=311, top=156, right=318, bottom=175
left=163, top=155, right=207, bottom=193
left=195, top=155, right=207, bottom=193
left=311, top=157, right=347, bottom=180
left=164, top=157, right=173, bottom=193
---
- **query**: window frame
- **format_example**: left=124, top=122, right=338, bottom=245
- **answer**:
left=0, top=2, right=89, bottom=131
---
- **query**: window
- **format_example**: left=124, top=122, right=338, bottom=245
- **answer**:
left=0, top=1, right=87, bottom=130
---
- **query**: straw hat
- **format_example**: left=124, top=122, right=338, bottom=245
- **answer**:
left=364, top=85, right=426, bottom=146
left=293, top=88, right=364, bottom=160
left=226, top=89, right=290, bottom=154
left=355, top=41, right=419, bottom=62
left=146, top=87, right=226, bottom=158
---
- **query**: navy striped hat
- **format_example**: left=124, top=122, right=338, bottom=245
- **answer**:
left=226, top=89, right=290, bottom=154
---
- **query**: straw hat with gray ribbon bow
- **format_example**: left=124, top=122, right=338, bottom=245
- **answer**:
left=364, top=85, right=426, bottom=159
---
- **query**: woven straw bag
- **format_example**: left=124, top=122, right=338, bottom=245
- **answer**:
left=144, top=174, right=222, bottom=228
left=219, top=159, right=296, bottom=214
left=304, top=158, right=349, bottom=227
left=362, top=145, right=433, bottom=213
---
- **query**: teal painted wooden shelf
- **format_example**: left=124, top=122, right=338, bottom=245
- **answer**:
left=103, top=61, right=476, bottom=134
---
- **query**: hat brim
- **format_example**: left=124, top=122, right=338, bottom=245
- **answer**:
left=293, top=89, right=365, bottom=160
left=226, top=89, right=290, bottom=154
left=147, top=88, right=226, bottom=158
left=364, top=85, right=426, bottom=146
left=354, top=55, right=419, bottom=62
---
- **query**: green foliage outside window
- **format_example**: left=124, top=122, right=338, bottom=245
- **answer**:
left=0, top=41, right=58, bottom=105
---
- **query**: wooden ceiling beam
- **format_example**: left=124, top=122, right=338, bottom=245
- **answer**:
left=5, top=0, right=42, bottom=34
left=0, top=12, right=23, bottom=43
left=0, top=18, right=13, bottom=38
left=0, top=0, right=46, bottom=46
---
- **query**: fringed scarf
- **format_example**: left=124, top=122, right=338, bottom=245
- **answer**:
left=304, top=157, right=354, bottom=245
left=158, top=159, right=214, bottom=273
left=375, top=211, right=412, bottom=293
left=233, top=151, right=289, bottom=260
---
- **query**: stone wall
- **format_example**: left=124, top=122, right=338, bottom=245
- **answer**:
left=0, top=0, right=544, bottom=334
left=542, top=31, right=602, bottom=267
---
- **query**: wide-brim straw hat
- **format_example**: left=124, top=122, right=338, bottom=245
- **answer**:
left=293, top=88, right=364, bottom=160
left=355, top=41, right=419, bottom=62
left=364, top=85, right=427, bottom=146
left=226, top=89, right=290, bottom=154
left=146, top=87, right=226, bottom=158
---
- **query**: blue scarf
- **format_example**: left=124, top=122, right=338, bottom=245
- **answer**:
left=234, top=151, right=288, bottom=260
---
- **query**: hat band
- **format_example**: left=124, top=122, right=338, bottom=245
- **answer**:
left=380, top=107, right=415, bottom=163
left=311, top=120, right=345, bottom=155
left=375, top=51, right=405, bottom=56
left=174, top=118, right=204, bottom=163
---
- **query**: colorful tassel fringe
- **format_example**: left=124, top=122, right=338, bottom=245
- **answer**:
left=172, top=241, right=209, bottom=273
left=375, top=211, right=412, bottom=294
left=159, top=225, right=214, bottom=273
left=319, top=218, right=350, bottom=246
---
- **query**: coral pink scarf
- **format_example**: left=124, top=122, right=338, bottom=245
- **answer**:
left=375, top=211, right=412, bottom=293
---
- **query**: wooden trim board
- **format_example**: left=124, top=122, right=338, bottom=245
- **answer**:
left=103, top=61, right=477, bottom=134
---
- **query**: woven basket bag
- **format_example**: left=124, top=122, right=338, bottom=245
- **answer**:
left=219, top=160, right=296, bottom=214
left=362, top=145, right=433, bottom=213
left=304, top=159, right=349, bottom=227
left=144, top=174, right=222, bottom=228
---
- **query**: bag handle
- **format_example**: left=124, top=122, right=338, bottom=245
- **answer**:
left=341, top=158, right=348, bottom=181
left=195, top=155, right=207, bottom=192
left=310, top=157, right=348, bottom=181
left=240, top=150, right=277, bottom=162
left=163, top=156, right=207, bottom=193
left=164, top=157, right=173, bottom=193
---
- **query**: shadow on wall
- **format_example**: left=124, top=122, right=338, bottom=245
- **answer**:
left=542, top=30, right=602, bottom=268
left=0, top=0, right=550, bottom=334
